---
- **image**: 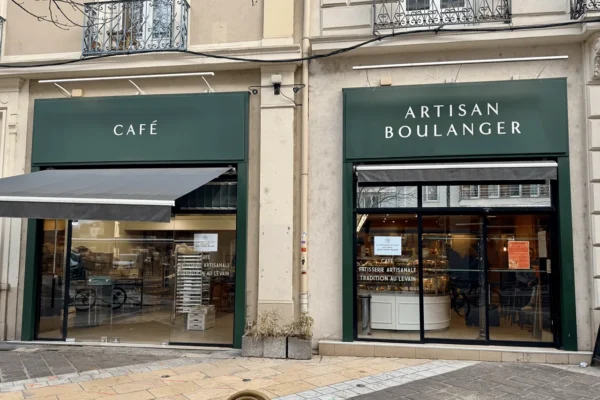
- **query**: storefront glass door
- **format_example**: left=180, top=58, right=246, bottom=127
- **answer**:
left=63, top=216, right=237, bottom=345
left=36, top=220, right=68, bottom=340
left=487, top=214, right=554, bottom=343
left=356, top=213, right=421, bottom=341
left=169, top=216, right=236, bottom=346
left=355, top=182, right=557, bottom=346
left=422, top=215, right=486, bottom=341
left=69, top=221, right=114, bottom=343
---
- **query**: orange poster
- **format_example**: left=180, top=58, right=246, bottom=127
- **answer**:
left=508, top=241, right=530, bottom=270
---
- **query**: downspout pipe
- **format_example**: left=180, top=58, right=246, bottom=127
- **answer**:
left=300, top=0, right=310, bottom=314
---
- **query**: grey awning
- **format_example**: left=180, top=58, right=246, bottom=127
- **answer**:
left=356, top=161, right=557, bottom=183
left=0, top=168, right=229, bottom=222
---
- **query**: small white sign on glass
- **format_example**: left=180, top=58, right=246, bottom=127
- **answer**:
left=194, top=233, right=218, bottom=252
left=374, top=236, right=402, bottom=256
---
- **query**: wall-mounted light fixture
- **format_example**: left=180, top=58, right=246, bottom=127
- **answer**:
left=352, top=55, right=569, bottom=71
left=39, top=72, right=216, bottom=96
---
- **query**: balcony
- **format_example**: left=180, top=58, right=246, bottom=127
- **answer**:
left=571, top=0, right=600, bottom=19
left=83, top=0, right=189, bottom=56
left=373, top=0, right=510, bottom=31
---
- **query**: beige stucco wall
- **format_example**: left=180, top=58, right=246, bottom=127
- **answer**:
left=4, top=0, right=265, bottom=57
left=4, top=0, right=81, bottom=56
left=189, top=0, right=262, bottom=45
left=307, top=44, right=593, bottom=350
left=313, top=0, right=572, bottom=37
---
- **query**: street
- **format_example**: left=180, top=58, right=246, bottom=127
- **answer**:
left=0, top=345, right=598, bottom=399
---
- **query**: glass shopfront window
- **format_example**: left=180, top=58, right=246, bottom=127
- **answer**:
left=35, top=214, right=237, bottom=346
left=421, top=185, right=551, bottom=208
left=36, top=220, right=68, bottom=339
left=356, top=214, right=420, bottom=340
left=355, top=181, right=557, bottom=346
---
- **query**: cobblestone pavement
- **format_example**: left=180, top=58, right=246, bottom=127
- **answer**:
left=0, top=344, right=236, bottom=383
left=348, top=362, right=600, bottom=400
left=0, top=345, right=598, bottom=400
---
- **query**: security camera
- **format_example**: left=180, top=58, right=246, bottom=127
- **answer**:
left=271, top=74, right=282, bottom=85
left=271, top=74, right=283, bottom=95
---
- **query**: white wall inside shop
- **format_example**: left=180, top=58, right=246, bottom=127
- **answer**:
left=307, top=44, right=593, bottom=349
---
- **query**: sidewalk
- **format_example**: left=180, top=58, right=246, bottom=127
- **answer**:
left=0, top=345, right=598, bottom=400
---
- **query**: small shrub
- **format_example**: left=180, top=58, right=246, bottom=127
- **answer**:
left=245, top=310, right=285, bottom=338
left=286, top=312, right=314, bottom=340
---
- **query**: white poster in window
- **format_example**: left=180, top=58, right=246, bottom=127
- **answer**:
left=374, top=236, right=402, bottom=256
left=194, top=234, right=218, bottom=252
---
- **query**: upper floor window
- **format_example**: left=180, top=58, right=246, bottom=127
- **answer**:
left=424, top=185, right=439, bottom=202
left=374, top=0, right=510, bottom=31
left=571, top=0, right=600, bottom=19
left=83, top=0, right=190, bottom=56
left=488, top=185, right=500, bottom=198
left=509, top=184, right=522, bottom=198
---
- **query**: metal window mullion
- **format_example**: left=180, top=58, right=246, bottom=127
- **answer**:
left=483, top=215, right=490, bottom=342
left=418, top=213, right=425, bottom=342
left=61, top=220, right=73, bottom=340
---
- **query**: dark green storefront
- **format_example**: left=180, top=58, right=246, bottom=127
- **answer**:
left=343, top=78, right=578, bottom=350
left=19, top=92, right=250, bottom=348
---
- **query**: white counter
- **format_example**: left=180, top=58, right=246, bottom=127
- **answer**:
left=366, top=292, right=451, bottom=331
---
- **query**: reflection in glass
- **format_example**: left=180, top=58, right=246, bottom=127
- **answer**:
left=66, top=215, right=236, bottom=345
left=357, top=186, right=418, bottom=208
left=407, top=0, right=430, bottom=11
left=423, top=215, right=486, bottom=341
left=441, top=0, right=466, bottom=8
left=422, top=185, right=551, bottom=208
left=356, top=214, right=420, bottom=341
left=36, top=220, right=67, bottom=339
left=487, top=215, right=553, bottom=342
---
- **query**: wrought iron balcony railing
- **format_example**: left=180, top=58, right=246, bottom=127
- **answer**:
left=373, top=0, right=510, bottom=32
left=571, top=0, right=600, bottom=19
left=83, top=0, right=189, bottom=56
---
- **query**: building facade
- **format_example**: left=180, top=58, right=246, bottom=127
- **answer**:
left=308, top=0, right=600, bottom=356
left=0, top=0, right=598, bottom=359
left=0, top=0, right=304, bottom=347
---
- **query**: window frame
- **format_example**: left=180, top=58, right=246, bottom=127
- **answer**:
left=406, top=0, right=467, bottom=11
left=488, top=185, right=500, bottom=199
left=509, top=184, right=523, bottom=198
left=424, top=185, right=439, bottom=202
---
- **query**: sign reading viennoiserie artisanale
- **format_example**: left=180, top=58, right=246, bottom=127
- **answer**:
left=343, top=79, right=568, bottom=160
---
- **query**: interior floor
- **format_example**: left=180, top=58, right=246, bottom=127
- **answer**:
left=358, top=307, right=553, bottom=343
left=41, top=311, right=234, bottom=345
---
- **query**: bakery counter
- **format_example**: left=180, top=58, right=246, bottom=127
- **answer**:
left=360, top=291, right=451, bottom=331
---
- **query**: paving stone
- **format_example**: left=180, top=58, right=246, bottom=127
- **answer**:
left=360, top=363, right=600, bottom=400
left=405, top=392, right=458, bottom=400
left=351, top=390, right=404, bottom=399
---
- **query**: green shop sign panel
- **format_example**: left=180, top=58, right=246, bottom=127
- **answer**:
left=32, top=92, right=248, bottom=165
left=344, top=79, right=568, bottom=161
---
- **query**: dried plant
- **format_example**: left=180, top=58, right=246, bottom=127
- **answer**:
left=245, top=310, right=285, bottom=338
left=286, top=312, right=314, bottom=340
